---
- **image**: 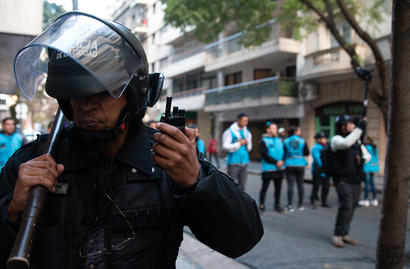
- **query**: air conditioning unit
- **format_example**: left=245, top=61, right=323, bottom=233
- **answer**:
left=300, top=83, right=319, bottom=101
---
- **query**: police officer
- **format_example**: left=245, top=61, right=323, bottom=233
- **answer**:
left=310, top=131, right=331, bottom=209
left=331, top=115, right=370, bottom=248
left=0, top=12, right=263, bottom=268
left=284, top=126, right=309, bottom=212
left=259, top=122, right=285, bottom=213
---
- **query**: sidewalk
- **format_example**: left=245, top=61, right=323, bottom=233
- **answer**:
left=177, top=232, right=248, bottom=269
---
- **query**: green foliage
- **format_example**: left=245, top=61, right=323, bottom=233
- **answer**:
left=161, top=0, right=276, bottom=45
left=43, top=0, right=66, bottom=30
left=162, top=0, right=388, bottom=46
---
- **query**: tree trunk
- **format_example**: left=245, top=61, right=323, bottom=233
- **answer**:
left=376, top=1, right=410, bottom=268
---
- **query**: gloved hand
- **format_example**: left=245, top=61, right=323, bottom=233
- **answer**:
left=358, top=117, right=367, bottom=131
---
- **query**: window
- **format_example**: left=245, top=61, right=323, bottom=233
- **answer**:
left=254, top=69, right=272, bottom=80
left=152, top=2, right=157, bottom=14
left=151, top=62, right=155, bottom=72
left=159, top=57, right=168, bottom=68
left=330, top=22, right=352, bottom=48
left=152, top=32, right=156, bottom=44
left=186, top=74, right=198, bottom=90
left=201, top=75, right=217, bottom=89
left=224, top=72, right=242, bottom=86
left=173, top=78, right=184, bottom=93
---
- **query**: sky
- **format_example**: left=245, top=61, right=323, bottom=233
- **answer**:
left=49, top=0, right=121, bottom=19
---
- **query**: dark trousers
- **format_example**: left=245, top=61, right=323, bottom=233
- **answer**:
left=286, top=167, right=305, bottom=207
left=334, top=180, right=361, bottom=236
left=259, top=171, right=284, bottom=208
left=227, top=164, right=248, bottom=192
left=310, top=170, right=330, bottom=204
left=364, top=172, right=377, bottom=200
left=208, top=153, right=220, bottom=167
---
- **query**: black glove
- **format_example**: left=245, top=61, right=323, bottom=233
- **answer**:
left=358, top=118, right=367, bottom=131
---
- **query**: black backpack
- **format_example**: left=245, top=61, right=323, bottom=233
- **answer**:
left=320, top=144, right=334, bottom=177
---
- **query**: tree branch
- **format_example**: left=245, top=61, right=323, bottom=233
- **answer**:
left=299, top=0, right=361, bottom=69
left=336, top=0, right=388, bottom=98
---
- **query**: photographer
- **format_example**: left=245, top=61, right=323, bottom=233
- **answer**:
left=331, top=116, right=370, bottom=248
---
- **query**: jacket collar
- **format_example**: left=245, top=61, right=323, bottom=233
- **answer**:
left=115, top=121, right=156, bottom=175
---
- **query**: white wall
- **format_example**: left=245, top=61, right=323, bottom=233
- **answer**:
left=0, top=0, right=43, bottom=35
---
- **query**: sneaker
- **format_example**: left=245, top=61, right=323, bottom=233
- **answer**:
left=370, top=199, right=379, bottom=207
left=342, top=235, right=358, bottom=245
left=298, top=206, right=304, bottom=211
left=358, top=200, right=370, bottom=207
left=287, top=205, right=295, bottom=213
left=332, top=236, right=345, bottom=248
left=259, top=204, right=265, bottom=212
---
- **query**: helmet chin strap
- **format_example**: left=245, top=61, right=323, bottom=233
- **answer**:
left=75, top=106, right=130, bottom=144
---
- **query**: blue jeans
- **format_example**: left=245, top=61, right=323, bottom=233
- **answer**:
left=364, top=172, right=377, bottom=199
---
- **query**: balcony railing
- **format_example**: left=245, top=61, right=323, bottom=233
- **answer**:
left=173, top=87, right=205, bottom=99
left=204, top=19, right=278, bottom=62
left=170, top=44, right=204, bottom=63
left=205, top=76, right=297, bottom=106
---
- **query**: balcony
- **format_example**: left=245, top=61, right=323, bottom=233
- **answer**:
left=204, top=20, right=300, bottom=72
left=204, top=76, right=298, bottom=112
left=299, top=35, right=391, bottom=80
left=159, top=88, right=206, bottom=111
left=161, top=42, right=205, bottom=78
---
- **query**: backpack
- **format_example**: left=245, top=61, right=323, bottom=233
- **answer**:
left=320, top=144, right=334, bottom=177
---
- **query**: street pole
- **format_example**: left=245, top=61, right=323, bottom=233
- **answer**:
left=72, top=0, right=78, bottom=11
left=376, top=1, right=410, bottom=268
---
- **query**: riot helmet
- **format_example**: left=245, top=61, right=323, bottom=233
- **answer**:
left=14, top=12, right=163, bottom=122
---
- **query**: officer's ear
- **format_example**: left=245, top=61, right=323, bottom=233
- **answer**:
left=147, top=73, right=164, bottom=107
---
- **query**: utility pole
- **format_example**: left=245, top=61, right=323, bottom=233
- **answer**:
left=376, top=1, right=410, bottom=268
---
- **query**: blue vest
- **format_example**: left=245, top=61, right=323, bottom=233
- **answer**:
left=226, top=128, right=250, bottom=165
left=197, top=138, right=205, bottom=155
left=363, top=145, right=380, bottom=173
left=0, top=132, right=22, bottom=168
left=284, top=135, right=307, bottom=167
left=311, top=143, right=327, bottom=177
left=261, top=136, right=284, bottom=172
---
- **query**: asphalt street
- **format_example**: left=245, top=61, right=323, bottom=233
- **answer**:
left=235, top=172, right=410, bottom=269
left=176, top=159, right=410, bottom=269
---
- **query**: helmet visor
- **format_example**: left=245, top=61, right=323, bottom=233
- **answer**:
left=14, top=12, right=143, bottom=100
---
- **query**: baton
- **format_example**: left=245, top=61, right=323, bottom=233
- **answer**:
left=7, top=108, right=66, bottom=269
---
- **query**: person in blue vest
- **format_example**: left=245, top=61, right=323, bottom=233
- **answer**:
left=358, top=136, right=380, bottom=207
left=192, top=125, right=206, bottom=155
left=222, top=113, right=252, bottom=192
left=259, top=122, right=285, bottom=213
left=284, top=126, right=309, bottom=212
left=0, top=117, right=22, bottom=169
left=309, top=131, right=331, bottom=209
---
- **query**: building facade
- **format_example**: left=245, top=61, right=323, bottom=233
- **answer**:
left=112, top=0, right=391, bottom=173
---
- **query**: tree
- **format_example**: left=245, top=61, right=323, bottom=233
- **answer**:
left=376, top=1, right=410, bottom=268
left=43, top=0, right=66, bottom=30
left=161, top=0, right=389, bottom=129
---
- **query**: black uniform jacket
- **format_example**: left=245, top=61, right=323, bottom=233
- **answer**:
left=0, top=122, right=263, bottom=269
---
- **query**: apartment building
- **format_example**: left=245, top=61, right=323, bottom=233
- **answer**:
left=297, top=7, right=392, bottom=173
left=112, top=0, right=302, bottom=160
left=112, top=1, right=391, bottom=170
left=0, top=0, right=43, bottom=126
